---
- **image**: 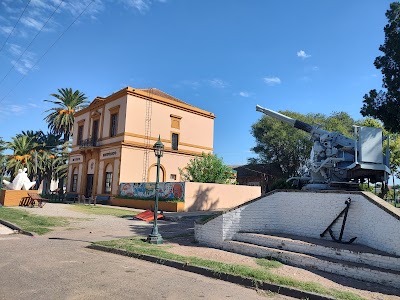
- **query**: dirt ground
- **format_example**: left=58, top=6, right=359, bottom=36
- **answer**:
left=5, top=203, right=400, bottom=300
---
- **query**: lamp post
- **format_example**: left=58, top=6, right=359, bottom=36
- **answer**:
left=147, top=135, right=164, bottom=244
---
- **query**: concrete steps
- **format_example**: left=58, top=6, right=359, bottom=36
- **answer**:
left=223, top=232, right=400, bottom=288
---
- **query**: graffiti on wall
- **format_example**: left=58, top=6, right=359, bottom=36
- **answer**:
left=119, top=182, right=185, bottom=201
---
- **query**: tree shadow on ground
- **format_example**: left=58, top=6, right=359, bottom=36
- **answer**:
left=128, top=218, right=195, bottom=240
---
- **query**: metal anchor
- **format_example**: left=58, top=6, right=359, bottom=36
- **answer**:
left=320, top=197, right=357, bottom=244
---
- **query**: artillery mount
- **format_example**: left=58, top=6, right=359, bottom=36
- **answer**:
left=256, top=105, right=390, bottom=190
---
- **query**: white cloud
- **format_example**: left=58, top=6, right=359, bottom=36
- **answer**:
left=8, top=43, right=23, bottom=56
left=209, top=78, right=228, bottom=88
left=20, top=17, right=45, bottom=31
left=28, top=103, right=40, bottom=108
left=297, top=50, right=311, bottom=59
left=11, top=52, right=36, bottom=75
left=239, top=91, right=250, bottom=97
left=30, top=0, right=56, bottom=10
left=181, top=80, right=201, bottom=89
left=263, top=77, right=281, bottom=86
left=0, top=26, right=12, bottom=35
left=0, top=104, right=27, bottom=116
left=0, top=0, right=164, bottom=77
left=122, top=0, right=151, bottom=13
left=1, top=1, right=21, bottom=14
left=61, top=0, right=104, bottom=18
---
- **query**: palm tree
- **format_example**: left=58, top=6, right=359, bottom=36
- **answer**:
left=52, top=141, right=70, bottom=181
left=32, top=132, right=63, bottom=190
left=44, top=88, right=88, bottom=142
left=6, top=135, right=36, bottom=179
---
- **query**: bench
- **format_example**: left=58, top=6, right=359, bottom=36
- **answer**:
left=63, top=193, right=79, bottom=203
left=27, top=192, right=47, bottom=208
left=94, top=195, right=110, bottom=205
left=19, top=196, right=34, bottom=207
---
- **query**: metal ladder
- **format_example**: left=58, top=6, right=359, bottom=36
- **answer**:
left=142, top=89, right=152, bottom=182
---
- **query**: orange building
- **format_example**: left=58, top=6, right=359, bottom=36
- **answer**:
left=67, top=87, right=215, bottom=198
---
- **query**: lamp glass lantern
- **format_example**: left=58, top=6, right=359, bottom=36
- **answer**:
left=153, top=137, right=164, bottom=157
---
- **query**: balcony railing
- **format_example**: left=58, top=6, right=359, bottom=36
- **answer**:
left=79, top=138, right=99, bottom=148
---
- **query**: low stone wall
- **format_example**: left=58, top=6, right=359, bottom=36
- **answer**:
left=0, top=190, right=38, bottom=206
left=184, top=182, right=261, bottom=211
left=195, top=190, right=400, bottom=256
left=115, top=182, right=261, bottom=212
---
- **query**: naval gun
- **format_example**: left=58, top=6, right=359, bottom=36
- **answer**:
left=256, top=105, right=390, bottom=189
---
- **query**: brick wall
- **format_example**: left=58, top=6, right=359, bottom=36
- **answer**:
left=195, top=191, right=400, bottom=255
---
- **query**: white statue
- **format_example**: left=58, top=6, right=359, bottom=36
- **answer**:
left=3, top=168, right=36, bottom=190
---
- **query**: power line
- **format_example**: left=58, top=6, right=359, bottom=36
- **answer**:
left=0, top=0, right=64, bottom=87
left=0, top=0, right=95, bottom=105
left=0, top=0, right=32, bottom=54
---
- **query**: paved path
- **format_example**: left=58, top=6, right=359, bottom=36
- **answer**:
left=3, top=204, right=397, bottom=300
left=0, top=204, right=288, bottom=300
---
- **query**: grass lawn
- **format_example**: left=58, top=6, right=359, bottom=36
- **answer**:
left=94, top=237, right=364, bottom=300
left=68, top=204, right=139, bottom=217
left=0, top=207, right=69, bottom=235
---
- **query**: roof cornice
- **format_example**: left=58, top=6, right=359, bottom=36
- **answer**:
left=74, top=86, right=215, bottom=119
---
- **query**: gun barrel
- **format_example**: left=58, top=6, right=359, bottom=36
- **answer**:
left=256, top=105, right=313, bottom=133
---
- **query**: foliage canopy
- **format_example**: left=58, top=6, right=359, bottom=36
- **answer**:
left=179, top=153, right=236, bottom=184
left=360, top=2, right=400, bottom=132
left=44, top=88, right=88, bottom=142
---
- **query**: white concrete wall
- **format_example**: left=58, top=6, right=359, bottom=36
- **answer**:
left=195, top=191, right=400, bottom=256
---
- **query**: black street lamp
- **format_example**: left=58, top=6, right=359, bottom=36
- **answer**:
left=147, top=135, right=164, bottom=244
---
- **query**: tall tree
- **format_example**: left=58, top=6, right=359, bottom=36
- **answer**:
left=179, top=153, right=236, bottom=184
left=360, top=2, right=400, bottom=132
left=52, top=141, right=70, bottom=182
left=250, top=110, right=355, bottom=178
left=44, top=88, right=88, bottom=142
left=6, top=135, right=36, bottom=179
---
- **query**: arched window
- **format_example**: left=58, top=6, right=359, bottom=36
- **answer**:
left=71, top=168, right=78, bottom=192
left=148, top=164, right=166, bottom=182
left=104, top=164, right=113, bottom=194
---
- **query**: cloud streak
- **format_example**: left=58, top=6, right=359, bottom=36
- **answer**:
left=208, top=78, right=228, bottom=88
left=0, top=0, right=166, bottom=76
left=0, top=104, right=29, bottom=116
left=263, top=77, right=281, bottom=86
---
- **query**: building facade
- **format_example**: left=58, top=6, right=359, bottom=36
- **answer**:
left=67, top=87, right=215, bottom=197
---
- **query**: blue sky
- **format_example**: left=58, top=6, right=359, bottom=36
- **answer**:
left=0, top=0, right=393, bottom=166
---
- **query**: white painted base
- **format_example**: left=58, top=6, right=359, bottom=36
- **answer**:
left=195, top=190, right=400, bottom=287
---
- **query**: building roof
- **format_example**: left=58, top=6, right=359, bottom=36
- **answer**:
left=75, top=86, right=215, bottom=119
left=138, top=88, right=194, bottom=107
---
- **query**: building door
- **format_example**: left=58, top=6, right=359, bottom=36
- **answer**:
left=92, top=120, right=99, bottom=146
left=85, top=174, right=94, bottom=197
